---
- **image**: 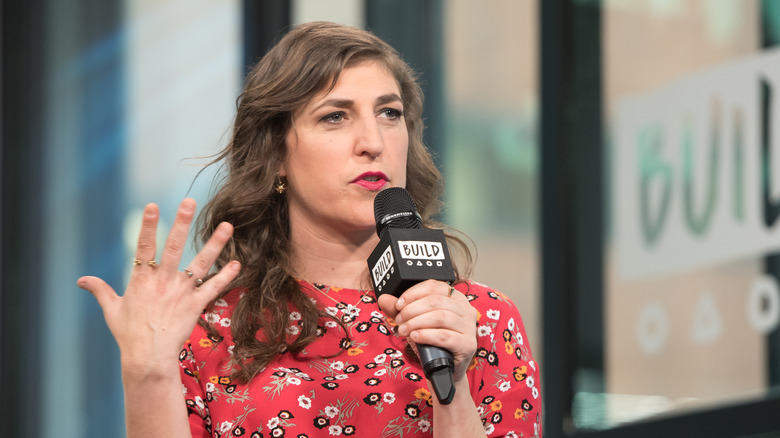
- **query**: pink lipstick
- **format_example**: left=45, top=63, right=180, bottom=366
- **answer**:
left=353, top=172, right=388, bottom=191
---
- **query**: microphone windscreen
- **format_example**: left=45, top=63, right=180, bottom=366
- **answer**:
left=373, top=187, right=422, bottom=236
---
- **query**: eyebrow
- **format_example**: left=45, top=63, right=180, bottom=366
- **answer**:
left=311, top=93, right=402, bottom=113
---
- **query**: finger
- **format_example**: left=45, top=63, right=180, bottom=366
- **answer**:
left=77, top=276, right=119, bottom=311
left=159, top=199, right=197, bottom=274
left=184, top=222, right=233, bottom=281
left=377, top=294, right=399, bottom=319
left=408, top=328, right=477, bottom=357
left=192, top=260, right=242, bottom=306
left=135, top=203, right=160, bottom=266
left=397, top=308, right=464, bottom=337
left=396, top=279, right=452, bottom=310
left=397, top=292, right=470, bottom=326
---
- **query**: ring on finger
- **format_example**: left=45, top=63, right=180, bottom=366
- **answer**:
left=448, top=285, right=456, bottom=297
left=148, top=260, right=158, bottom=268
left=133, top=258, right=142, bottom=266
left=195, top=278, right=204, bottom=287
left=183, top=268, right=194, bottom=278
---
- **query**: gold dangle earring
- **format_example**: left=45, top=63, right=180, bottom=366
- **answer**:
left=275, top=175, right=287, bottom=194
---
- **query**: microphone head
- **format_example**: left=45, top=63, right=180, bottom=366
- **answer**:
left=373, top=187, right=423, bottom=236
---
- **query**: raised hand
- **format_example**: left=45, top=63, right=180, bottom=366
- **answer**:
left=77, top=198, right=241, bottom=379
left=377, top=279, right=478, bottom=383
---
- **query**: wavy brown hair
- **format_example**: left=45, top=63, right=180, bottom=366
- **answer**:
left=197, top=21, right=473, bottom=383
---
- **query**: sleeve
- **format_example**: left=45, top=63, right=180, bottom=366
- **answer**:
left=180, top=329, right=214, bottom=438
left=466, top=284, right=543, bottom=438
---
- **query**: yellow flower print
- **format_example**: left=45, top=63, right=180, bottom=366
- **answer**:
left=414, top=388, right=433, bottom=404
left=514, top=407, right=525, bottom=419
left=347, top=347, right=364, bottom=356
left=209, top=375, right=219, bottom=384
left=199, top=338, right=213, bottom=348
left=476, top=309, right=482, bottom=321
left=219, top=376, right=231, bottom=385
left=467, top=356, right=478, bottom=371
left=513, top=365, right=528, bottom=382
left=505, top=341, right=514, bottom=355
left=490, top=400, right=503, bottom=411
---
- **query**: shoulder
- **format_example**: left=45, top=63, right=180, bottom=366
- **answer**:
left=455, top=280, right=520, bottom=315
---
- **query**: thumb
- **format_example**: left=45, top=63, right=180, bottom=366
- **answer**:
left=77, top=276, right=118, bottom=310
left=377, top=294, right=399, bottom=319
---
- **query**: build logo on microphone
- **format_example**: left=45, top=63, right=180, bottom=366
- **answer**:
left=398, top=240, right=446, bottom=267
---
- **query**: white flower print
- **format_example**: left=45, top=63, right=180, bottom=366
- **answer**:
left=330, top=361, right=344, bottom=371
left=286, top=377, right=301, bottom=385
left=335, top=374, right=348, bottom=380
left=289, top=311, right=302, bottom=321
left=526, top=375, right=535, bottom=388
left=267, top=417, right=280, bottom=429
left=328, top=425, right=342, bottom=435
left=374, top=368, right=387, bottom=377
left=499, top=381, right=512, bottom=392
left=484, top=423, right=495, bottom=434
left=529, top=360, right=536, bottom=371
left=298, top=395, right=312, bottom=409
left=517, top=332, right=524, bottom=345
left=533, top=386, right=539, bottom=399
left=206, top=382, right=216, bottom=393
left=325, top=405, right=339, bottom=418
left=219, top=317, right=231, bottom=327
left=194, top=396, right=205, bottom=409
left=477, top=406, right=485, bottom=416
left=371, top=311, right=384, bottom=319
left=205, top=313, right=220, bottom=324
left=389, top=349, right=403, bottom=358
left=383, top=392, right=395, bottom=404
left=227, top=345, right=234, bottom=355
left=286, top=325, right=300, bottom=335
left=181, top=385, right=187, bottom=395
left=374, top=353, right=387, bottom=364
left=220, top=421, right=233, bottom=433
left=507, top=317, right=516, bottom=331
left=506, top=432, right=518, bottom=438
left=418, top=419, right=431, bottom=432
left=486, top=309, right=500, bottom=320
left=477, top=325, right=492, bottom=337
left=215, top=298, right=228, bottom=307
left=325, top=307, right=339, bottom=317
left=325, top=320, right=338, bottom=328
left=343, top=305, right=360, bottom=317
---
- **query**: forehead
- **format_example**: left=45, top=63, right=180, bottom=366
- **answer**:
left=304, top=60, right=401, bottom=107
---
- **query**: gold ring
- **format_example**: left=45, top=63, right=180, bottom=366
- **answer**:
left=195, top=278, right=204, bottom=287
left=183, top=269, right=194, bottom=278
left=133, top=258, right=142, bottom=266
left=148, top=260, right=158, bottom=268
left=448, top=286, right=455, bottom=297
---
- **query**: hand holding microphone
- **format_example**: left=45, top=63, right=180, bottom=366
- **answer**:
left=369, top=188, right=478, bottom=405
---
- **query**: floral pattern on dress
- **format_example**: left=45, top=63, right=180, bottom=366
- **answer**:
left=181, top=280, right=542, bottom=437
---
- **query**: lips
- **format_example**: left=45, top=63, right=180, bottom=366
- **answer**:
left=353, top=172, right=388, bottom=191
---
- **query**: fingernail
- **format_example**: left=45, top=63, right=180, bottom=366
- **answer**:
left=396, top=297, right=405, bottom=308
left=229, top=261, right=241, bottom=271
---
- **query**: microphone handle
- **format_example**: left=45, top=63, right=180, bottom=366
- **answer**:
left=418, top=343, right=455, bottom=405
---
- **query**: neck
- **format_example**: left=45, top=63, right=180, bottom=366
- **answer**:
left=289, top=221, right=379, bottom=290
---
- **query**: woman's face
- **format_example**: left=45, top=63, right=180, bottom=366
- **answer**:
left=281, top=60, right=409, bottom=239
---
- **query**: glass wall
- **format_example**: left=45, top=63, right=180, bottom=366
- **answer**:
left=585, top=0, right=779, bottom=430
left=442, top=0, right=541, bottom=356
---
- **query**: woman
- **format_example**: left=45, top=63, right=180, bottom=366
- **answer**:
left=78, top=22, right=541, bottom=437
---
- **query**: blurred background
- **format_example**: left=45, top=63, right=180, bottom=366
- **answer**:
left=2, top=0, right=780, bottom=437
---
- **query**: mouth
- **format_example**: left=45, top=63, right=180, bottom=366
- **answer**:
left=353, top=172, right=389, bottom=191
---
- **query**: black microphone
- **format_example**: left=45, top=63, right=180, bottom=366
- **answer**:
left=367, top=187, right=456, bottom=405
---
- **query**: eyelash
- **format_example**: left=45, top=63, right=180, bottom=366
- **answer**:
left=319, top=108, right=404, bottom=124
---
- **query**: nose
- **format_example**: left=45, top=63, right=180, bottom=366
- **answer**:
left=354, top=115, right=384, bottom=159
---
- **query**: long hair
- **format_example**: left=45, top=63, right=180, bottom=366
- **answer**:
left=197, top=21, right=473, bottom=383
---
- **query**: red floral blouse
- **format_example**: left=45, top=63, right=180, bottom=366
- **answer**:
left=180, top=280, right=542, bottom=437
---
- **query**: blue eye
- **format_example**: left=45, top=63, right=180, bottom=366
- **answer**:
left=321, top=112, right=345, bottom=123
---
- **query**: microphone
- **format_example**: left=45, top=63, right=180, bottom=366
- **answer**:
left=367, top=187, right=456, bottom=405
